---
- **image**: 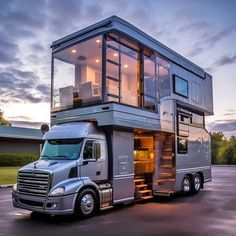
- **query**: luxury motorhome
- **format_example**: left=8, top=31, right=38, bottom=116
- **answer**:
left=12, top=16, right=213, bottom=218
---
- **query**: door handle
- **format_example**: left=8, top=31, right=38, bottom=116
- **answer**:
left=96, top=171, right=101, bottom=176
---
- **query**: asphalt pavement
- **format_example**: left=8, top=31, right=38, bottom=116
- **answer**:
left=0, top=166, right=235, bottom=236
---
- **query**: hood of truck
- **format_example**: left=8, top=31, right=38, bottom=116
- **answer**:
left=19, top=159, right=79, bottom=191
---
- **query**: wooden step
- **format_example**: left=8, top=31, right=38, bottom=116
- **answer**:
left=134, top=178, right=145, bottom=183
left=159, top=173, right=173, bottom=178
left=161, top=156, right=173, bottom=160
left=139, top=189, right=152, bottom=194
left=135, top=184, right=148, bottom=190
left=162, top=147, right=172, bottom=152
left=141, top=195, right=153, bottom=200
left=159, top=164, right=172, bottom=168
left=156, top=178, right=175, bottom=183
left=153, top=189, right=174, bottom=196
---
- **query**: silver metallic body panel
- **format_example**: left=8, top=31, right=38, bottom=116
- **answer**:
left=111, top=130, right=135, bottom=203
left=171, top=64, right=213, bottom=115
left=51, top=103, right=161, bottom=131
left=174, top=125, right=211, bottom=191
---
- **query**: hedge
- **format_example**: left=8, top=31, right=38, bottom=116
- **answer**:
left=0, top=153, right=39, bottom=166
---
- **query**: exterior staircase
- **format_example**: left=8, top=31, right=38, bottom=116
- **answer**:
left=134, top=177, right=153, bottom=200
left=154, top=134, right=176, bottom=196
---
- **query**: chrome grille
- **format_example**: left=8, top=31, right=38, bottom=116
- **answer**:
left=18, top=171, right=50, bottom=197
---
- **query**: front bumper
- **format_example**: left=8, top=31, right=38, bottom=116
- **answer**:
left=12, top=191, right=77, bottom=215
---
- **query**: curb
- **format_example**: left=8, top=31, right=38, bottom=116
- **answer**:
left=0, top=184, right=13, bottom=189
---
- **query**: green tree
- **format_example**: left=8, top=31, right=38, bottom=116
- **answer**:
left=0, top=109, right=11, bottom=126
left=210, top=132, right=226, bottom=164
left=222, top=136, right=236, bottom=165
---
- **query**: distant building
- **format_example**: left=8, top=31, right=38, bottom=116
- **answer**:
left=0, top=126, right=43, bottom=155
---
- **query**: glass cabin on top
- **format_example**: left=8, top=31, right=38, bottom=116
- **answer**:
left=52, top=32, right=171, bottom=113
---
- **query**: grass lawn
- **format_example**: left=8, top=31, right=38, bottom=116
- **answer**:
left=0, top=166, right=20, bottom=185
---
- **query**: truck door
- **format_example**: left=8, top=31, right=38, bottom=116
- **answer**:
left=80, top=139, right=107, bottom=181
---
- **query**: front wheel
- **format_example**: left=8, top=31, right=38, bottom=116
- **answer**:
left=75, top=188, right=98, bottom=218
left=192, top=174, right=201, bottom=193
left=182, top=175, right=191, bottom=194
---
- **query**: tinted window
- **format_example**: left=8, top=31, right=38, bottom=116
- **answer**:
left=40, top=139, right=83, bottom=160
left=174, top=75, right=188, bottom=97
left=177, top=138, right=188, bottom=154
left=191, top=113, right=204, bottom=127
left=83, top=140, right=101, bottom=160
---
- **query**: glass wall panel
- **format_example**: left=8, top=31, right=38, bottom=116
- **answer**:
left=52, top=36, right=102, bottom=110
left=120, top=44, right=138, bottom=106
left=106, top=36, right=139, bottom=106
left=144, top=56, right=156, bottom=110
left=106, top=39, right=120, bottom=102
left=144, top=53, right=170, bottom=111
left=158, top=65, right=170, bottom=98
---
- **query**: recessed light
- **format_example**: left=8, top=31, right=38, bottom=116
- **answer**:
left=95, top=59, right=100, bottom=63
left=113, top=53, right=118, bottom=57
left=96, top=39, right=100, bottom=43
left=124, top=64, right=128, bottom=68
left=71, top=49, right=77, bottom=53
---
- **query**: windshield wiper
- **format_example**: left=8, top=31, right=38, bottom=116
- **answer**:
left=51, top=155, right=71, bottom=160
left=41, top=155, right=51, bottom=160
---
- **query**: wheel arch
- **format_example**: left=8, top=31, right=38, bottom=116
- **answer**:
left=74, top=183, right=100, bottom=212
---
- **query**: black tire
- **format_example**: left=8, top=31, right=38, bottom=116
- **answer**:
left=75, top=188, right=98, bottom=218
left=192, top=174, right=201, bottom=194
left=182, top=175, right=192, bottom=194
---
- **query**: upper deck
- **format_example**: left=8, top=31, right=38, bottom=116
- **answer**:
left=50, top=16, right=213, bottom=130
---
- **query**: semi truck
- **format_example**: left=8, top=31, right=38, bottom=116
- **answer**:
left=12, top=16, right=213, bottom=218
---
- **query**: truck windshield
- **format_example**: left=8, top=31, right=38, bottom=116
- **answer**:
left=40, top=139, right=83, bottom=160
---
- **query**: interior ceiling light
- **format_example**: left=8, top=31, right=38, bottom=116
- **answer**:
left=96, top=39, right=100, bottom=43
left=95, top=59, right=100, bottom=63
left=123, top=64, right=128, bottom=68
left=71, top=49, right=77, bottom=53
left=113, top=53, right=118, bottom=57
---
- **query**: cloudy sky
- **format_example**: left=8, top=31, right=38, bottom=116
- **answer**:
left=0, top=0, right=236, bottom=136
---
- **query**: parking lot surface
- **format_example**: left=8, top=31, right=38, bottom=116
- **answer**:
left=0, top=166, right=235, bottom=236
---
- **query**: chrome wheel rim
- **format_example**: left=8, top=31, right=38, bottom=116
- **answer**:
left=194, top=176, right=201, bottom=191
left=80, top=193, right=94, bottom=215
left=183, top=178, right=191, bottom=192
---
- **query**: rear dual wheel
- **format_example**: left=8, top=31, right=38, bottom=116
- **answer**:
left=182, top=174, right=202, bottom=194
left=192, top=174, right=201, bottom=193
left=182, top=176, right=191, bottom=194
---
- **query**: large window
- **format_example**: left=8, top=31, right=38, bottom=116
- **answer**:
left=106, top=36, right=139, bottom=106
left=40, top=139, right=83, bottom=160
left=52, top=32, right=171, bottom=112
left=52, top=36, right=103, bottom=110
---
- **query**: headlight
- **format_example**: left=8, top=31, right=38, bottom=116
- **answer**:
left=13, top=183, right=17, bottom=192
left=50, top=187, right=65, bottom=196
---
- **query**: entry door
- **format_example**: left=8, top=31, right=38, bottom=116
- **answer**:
left=80, top=139, right=107, bottom=181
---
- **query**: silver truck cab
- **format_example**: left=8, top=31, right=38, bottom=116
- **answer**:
left=12, top=122, right=112, bottom=217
